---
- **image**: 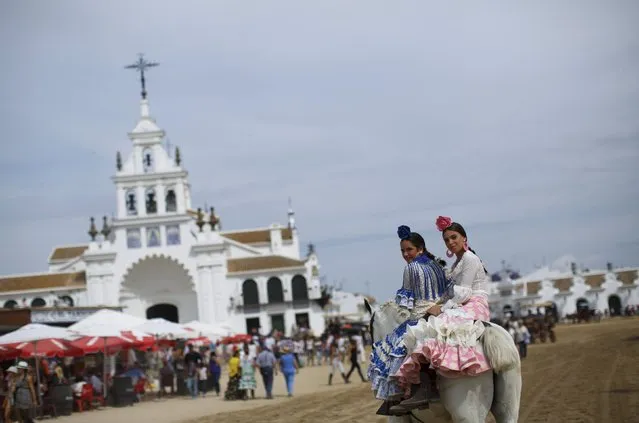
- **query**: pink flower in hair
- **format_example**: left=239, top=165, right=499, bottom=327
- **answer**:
left=435, top=216, right=453, bottom=232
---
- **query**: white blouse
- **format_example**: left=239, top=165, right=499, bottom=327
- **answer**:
left=443, top=251, right=489, bottom=309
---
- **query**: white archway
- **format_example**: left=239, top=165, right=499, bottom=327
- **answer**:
left=119, top=255, right=197, bottom=323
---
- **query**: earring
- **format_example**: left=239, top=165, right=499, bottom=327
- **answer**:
left=446, top=249, right=454, bottom=258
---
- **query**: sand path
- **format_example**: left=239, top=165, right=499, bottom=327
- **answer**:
left=51, top=360, right=365, bottom=423
left=50, top=317, right=639, bottom=423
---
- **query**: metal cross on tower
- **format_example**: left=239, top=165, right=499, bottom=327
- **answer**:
left=125, top=53, right=159, bottom=99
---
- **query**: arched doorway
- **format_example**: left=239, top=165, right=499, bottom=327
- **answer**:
left=147, top=303, right=179, bottom=323
left=119, top=255, right=196, bottom=323
left=576, top=298, right=589, bottom=310
left=502, top=304, right=513, bottom=317
left=548, top=302, right=559, bottom=322
left=608, top=294, right=622, bottom=316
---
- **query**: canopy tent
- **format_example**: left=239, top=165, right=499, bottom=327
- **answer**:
left=182, top=320, right=234, bottom=339
left=69, top=309, right=148, bottom=334
left=135, top=318, right=195, bottom=339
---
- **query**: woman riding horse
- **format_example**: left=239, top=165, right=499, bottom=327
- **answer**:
left=368, top=225, right=450, bottom=416
left=390, top=216, right=493, bottom=414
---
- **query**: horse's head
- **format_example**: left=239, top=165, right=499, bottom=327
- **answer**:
left=364, top=298, right=410, bottom=344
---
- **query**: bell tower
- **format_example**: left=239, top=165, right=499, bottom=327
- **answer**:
left=111, top=54, right=192, bottom=251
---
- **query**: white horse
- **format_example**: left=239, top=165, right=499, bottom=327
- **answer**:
left=365, top=299, right=521, bottom=423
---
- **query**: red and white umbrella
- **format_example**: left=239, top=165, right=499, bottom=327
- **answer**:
left=12, top=338, right=84, bottom=358
left=0, top=345, right=20, bottom=360
left=69, top=334, right=135, bottom=355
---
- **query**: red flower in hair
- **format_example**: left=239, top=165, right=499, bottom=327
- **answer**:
left=435, top=216, right=453, bottom=232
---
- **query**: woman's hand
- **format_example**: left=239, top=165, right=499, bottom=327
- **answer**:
left=427, top=304, right=442, bottom=316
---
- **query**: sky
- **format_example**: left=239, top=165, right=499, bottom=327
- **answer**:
left=1, top=1, right=638, bottom=302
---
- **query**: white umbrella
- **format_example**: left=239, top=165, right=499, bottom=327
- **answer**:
left=135, top=318, right=195, bottom=339
left=0, top=323, right=78, bottom=345
left=69, top=309, right=147, bottom=334
left=182, top=321, right=230, bottom=339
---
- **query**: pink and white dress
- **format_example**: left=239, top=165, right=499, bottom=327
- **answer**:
left=396, top=251, right=492, bottom=388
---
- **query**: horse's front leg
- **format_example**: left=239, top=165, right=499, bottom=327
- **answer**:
left=439, top=372, right=493, bottom=423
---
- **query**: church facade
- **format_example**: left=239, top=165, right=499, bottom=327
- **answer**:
left=0, top=93, right=325, bottom=336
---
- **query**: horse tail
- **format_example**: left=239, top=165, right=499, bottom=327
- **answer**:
left=481, top=322, right=520, bottom=373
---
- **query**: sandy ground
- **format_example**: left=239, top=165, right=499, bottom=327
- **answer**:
left=52, top=317, right=639, bottom=423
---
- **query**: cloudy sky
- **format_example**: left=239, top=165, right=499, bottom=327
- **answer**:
left=1, top=1, right=638, bottom=301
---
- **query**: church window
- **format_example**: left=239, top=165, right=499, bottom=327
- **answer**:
left=3, top=300, right=17, bottom=309
left=166, top=225, right=181, bottom=245
left=145, top=187, right=157, bottom=214
left=59, top=295, right=74, bottom=307
left=31, top=297, right=46, bottom=307
left=142, top=148, right=153, bottom=173
left=147, top=226, right=161, bottom=247
left=291, top=275, right=309, bottom=302
left=127, top=228, right=142, bottom=249
left=125, top=190, right=137, bottom=215
left=165, top=189, right=177, bottom=212
left=267, top=277, right=284, bottom=303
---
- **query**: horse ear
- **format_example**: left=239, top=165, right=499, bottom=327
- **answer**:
left=364, top=298, right=373, bottom=315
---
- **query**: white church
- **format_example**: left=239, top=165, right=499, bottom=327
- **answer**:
left=0, top=64, right=326, bottom=336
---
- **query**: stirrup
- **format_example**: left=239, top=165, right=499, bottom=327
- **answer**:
left=377, top=400, right=411, bottom=416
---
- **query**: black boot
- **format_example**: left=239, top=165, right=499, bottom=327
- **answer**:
left=389, top=367, right=439, bottom=413
left=328, top=374, right=333, bottom=386
left=342, top=373, right=350, bottom=384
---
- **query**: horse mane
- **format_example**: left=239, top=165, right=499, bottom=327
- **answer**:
left=378, top=300, right=411, bottom=321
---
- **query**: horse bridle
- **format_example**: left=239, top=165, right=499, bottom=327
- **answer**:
left=369, top=311, right=375, bottom=342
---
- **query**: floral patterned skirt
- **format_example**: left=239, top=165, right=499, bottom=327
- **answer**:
left=224, top=374, right=241, bottom=400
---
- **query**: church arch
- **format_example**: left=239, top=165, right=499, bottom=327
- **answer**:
left=291, top=275, right=308, bottom=301
left=31, top=297, right=46, bottom=307
left=267, top=277, right=284, bottom=303
left=608, top=294, right=622, bottom=316
left=147, top=303, right=179, bottom=323
left=242, top=279, right=259, bottom=306
left=119, top=254, right=196, bottom=323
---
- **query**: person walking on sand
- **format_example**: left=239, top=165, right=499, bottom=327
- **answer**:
left=256, top=346, right=277, bottom=399
left=278, top=346, right=298, bottom=397
left=345, top=339, right=367, bottom=383
left=328, top=342, right=349, bottom=385
left=239, top=345, right=257, bottom=400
